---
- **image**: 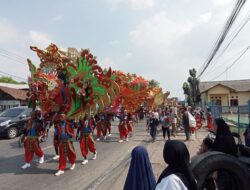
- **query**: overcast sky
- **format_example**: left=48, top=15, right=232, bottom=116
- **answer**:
left=0, top=0, right=250, bottom=99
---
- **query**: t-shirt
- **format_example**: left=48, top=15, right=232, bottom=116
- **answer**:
left=161, top=115, right=171, bottom=127
left=172, top=107, right=178, bottom=115
left=156, top=174, right=188, bottom=190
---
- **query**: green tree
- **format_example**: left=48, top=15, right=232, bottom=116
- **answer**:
left=182, top=68, right=201, bottom=106
left=148, top=79, right=160, bottom=88
left=0, top=76, right=26, bottom=84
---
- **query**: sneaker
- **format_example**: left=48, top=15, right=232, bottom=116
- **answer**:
left=81, top=159, right=88, bottom=165
left=55, top=170, right=64, bottom=176
left=126, top=138, right=129, bottom=142
left=96, top=138, right=100, bottom=141
left=70, top=163, right=75, bottom=170
left=21, top=163, right=31, bottom=169
left=92, top=152, right=97, bottom=160
left=108, top=133, right=111, bottom=137
left=104, top=136, right=107, bottom=140
left=118, top=139, right=123, bottom=143
left=52, top=155, right=60, bottom=160
left=39, top=156, right=44, bottom=164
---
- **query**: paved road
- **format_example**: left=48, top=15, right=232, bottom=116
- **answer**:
left=0, top=120, right=150, bottom=190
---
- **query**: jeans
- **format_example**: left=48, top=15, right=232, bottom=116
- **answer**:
left=162, top=126, right=170, bottom=140
left=184, top=126, right=190, bottom=140
left=150, top=125, right=157, bottom=141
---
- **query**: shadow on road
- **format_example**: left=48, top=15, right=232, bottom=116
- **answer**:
left=0, top=153, right=56, bottom=175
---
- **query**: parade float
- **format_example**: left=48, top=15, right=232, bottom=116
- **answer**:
left=26, top=43, right=164, bottom=118
left=27, top=44, right=120, bottom=118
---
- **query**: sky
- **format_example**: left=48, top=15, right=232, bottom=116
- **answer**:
left=0, top=0, right=250, bottom=100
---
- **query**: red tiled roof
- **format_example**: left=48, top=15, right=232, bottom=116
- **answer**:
left=0, top=86, right=27, bottom=101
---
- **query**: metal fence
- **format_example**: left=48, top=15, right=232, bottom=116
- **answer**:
left=209, top=103, right=249, bottom=137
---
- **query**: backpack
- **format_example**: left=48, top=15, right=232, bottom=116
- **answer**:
left=188, top=112, right=196, bottom=128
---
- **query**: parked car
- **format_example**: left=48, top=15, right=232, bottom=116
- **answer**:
left=0, top=107, right=32, bottom=139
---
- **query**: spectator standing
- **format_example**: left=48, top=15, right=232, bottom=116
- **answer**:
left=160, top=111, right=171, bottom=140
left=212, top=118, right=237, bottom=189
left=149, top=113, right=158, bottom=142
left=124, top=146, right=156, bottom=190
left=171, top=106, right=178, bottom=137
left=156, top=140, right=197, bottom=190
left=182, top=107, right=190, bottom=141
left=243, top=114, right=250, bottom=147
left=212, top=118, right=237, bottom=156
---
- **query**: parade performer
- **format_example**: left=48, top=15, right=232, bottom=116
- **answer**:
left=52, top=115, right=60, bottom=160
left=117, top=111, right=129, bottom=143
left=195, top=111, right=202, bottom=130
left=207, top=108, right=213, bottom=130
left=105, top=113, right=112, bottom=137
left=127, top=113, right=133, bottom=137
left=21, top=110, right=44, bottom=169
left=96, top=114, right=107, bottom=141
left=54, top=114, right=76, bottom=176
left=77, top=114, right=97, bottom=165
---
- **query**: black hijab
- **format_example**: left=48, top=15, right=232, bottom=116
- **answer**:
left=157, top=140, right=197, bottom=190
left=213, top=118, right=237, bottom=156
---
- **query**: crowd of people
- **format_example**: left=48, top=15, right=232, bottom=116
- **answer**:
left=20, top=103, right=250, bottom=188
left=124, top=105, right=250, bottom=190
left=20, top=108, right=137, bottom=176
left=146, top=105, right=212, bottom=142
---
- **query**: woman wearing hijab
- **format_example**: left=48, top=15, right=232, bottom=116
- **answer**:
left=212, top=118, right=237, bottom=189
left=124, top=146, right=156, bottom=190
left=212, top=118, right=237, bottom=156
left=156, top=140, right=197, bottom=190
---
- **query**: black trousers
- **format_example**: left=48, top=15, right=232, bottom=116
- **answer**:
left=162, top=126, right=170, bottom=140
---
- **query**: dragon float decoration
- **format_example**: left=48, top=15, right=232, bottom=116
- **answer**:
left=27, top=43, right=164, bottom=117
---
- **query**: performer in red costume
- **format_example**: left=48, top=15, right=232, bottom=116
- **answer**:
left=207, top=108, right=213, bottom=130
left=96, top=114, right=107, bottom=141
left=21, top=110, right=44, bottom=169
left=127, top=113, right=133, bottom=137
left=54, top=114, right=76, bottom=176
left=77, top=114, right=97, bottom=165
left=52, top=115, right=60, bottom=160
left=106, top=113, right=112, bottom=137
left=117, top=110, right=129, bottom=143
left=195, top=111, right=202, bottom=130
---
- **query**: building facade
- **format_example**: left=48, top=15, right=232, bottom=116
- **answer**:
left=199, top=79, right=250, bottom=107
left=0, top=84, right=28, bottom=112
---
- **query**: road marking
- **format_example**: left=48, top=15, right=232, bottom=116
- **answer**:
left=84, top=137, right=150, bottom=190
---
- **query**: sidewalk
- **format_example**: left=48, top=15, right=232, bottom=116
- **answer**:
left=148, top=128, right=207, bottom=180
left=100, top=128, right=208, bottom=190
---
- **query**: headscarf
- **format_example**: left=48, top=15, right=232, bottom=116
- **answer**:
left=123, top=146, right=156, bottom=190
left=213, top=118, right=237, bottom=156
left=214, top=118, right=230, bottom=136
left=157, top=140, right=197, bottom=190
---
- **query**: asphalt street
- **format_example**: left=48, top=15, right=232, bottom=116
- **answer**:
left=0, top=120, right=150, bottom=190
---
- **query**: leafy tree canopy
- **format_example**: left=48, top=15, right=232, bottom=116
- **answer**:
left=148, top=79, right=160, bottom=88
left=0, top=76, right=26, bottom=84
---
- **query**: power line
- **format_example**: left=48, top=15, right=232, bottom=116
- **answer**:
left=201, top=48, right=243, bottom=79
left=198, top=0, right=246, bottom=78
left=202, top=11, right=250, bottom=76
left=0, top=48, right=27, bottom=60
left=0, top=52, right=27, bottom=65
left=215, top=13, right=250, bottom=60
left=209, top=46, right=250, bottom=81
left=0, top=70, right=27, bottom=81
